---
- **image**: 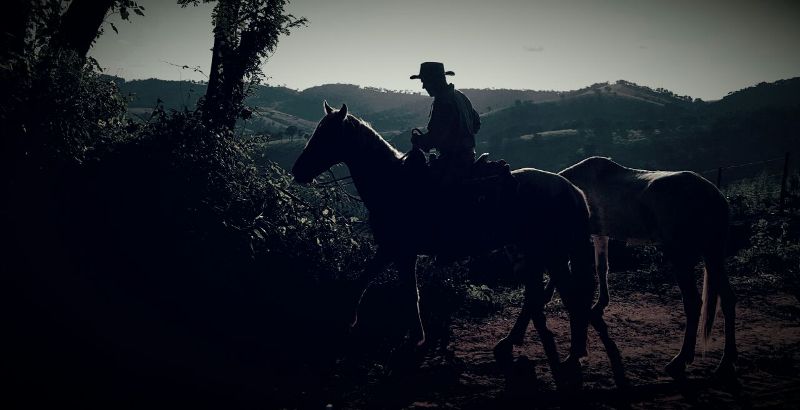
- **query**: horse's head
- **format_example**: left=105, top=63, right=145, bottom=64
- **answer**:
left=292, top=101, right=350, bottom=183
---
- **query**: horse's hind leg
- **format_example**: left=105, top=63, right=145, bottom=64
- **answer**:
left=665, top=254, right=702, bottom=378
left=505, top=256, right=562, bottom=377
left=493, top=283, right=535, bottom=363
left=530, top=290, right=562, bottom=381
left=563, top=228, right=598, bottom=364
left=544, top=252, right=595, bottom=388
left=706, top=249, right=737, bottom=375
left=578, top=237, right=628, bottom=387
left=590, top=311, right=628, bottom=388
left=550, top=259, right=589, bottom=363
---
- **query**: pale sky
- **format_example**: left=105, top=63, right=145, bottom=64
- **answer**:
left=91, top=0, right=800, bottom=100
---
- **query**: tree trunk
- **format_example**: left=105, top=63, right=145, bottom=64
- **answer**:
left=0, top=0, right=32, bottom=165
left=202, top=0, right=243, bottom=131
left=200, top=0, right=303, bottom=132
left=57, top=0, right=116, bottom=58
left=0, top=0, right=31, bottom=59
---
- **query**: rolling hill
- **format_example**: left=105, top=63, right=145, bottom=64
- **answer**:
left=476, top=79, right=800, bottom=173
left=110, top=75, right=800, bottom=177
left=113, top=78, right=563, bottom=135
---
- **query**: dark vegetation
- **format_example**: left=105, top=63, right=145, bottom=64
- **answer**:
left=2, top=1, right=799, bottom=408
left=2, top=1, right=368, bottom=407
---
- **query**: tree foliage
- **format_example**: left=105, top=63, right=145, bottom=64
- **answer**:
left=179, top=0, right=307, bottom=130
left=0, top=0, right=143, bottom=64
left=0, top=0, right=145, bottom=170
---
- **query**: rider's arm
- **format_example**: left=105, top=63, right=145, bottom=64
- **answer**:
left=467, top=97, right=481, bottom=134
left=418, top=98, right=456, bottom=151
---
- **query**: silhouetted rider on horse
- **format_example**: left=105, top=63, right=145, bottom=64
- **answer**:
left=409, top=62, right=482, bottom=185
left=405, top=62, right=514, bottom=250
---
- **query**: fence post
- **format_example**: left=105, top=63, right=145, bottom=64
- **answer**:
left=716, top=167, right=723, bottom=189
left=780, top=152, right=790, bottom=211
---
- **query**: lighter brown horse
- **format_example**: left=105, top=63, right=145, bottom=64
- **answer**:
left=292, top=103, right=625, bottom=387
left=559, top=156, right=736, bottom=378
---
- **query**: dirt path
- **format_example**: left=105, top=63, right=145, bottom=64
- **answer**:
left=339, top=282, right=800, bottom=409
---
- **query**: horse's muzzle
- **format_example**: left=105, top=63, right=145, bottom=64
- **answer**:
left=290, top=164, right=310, bottom=184
left=291, top=169, right=315, bottom=184
left=292, top=174, right=313, bottom=184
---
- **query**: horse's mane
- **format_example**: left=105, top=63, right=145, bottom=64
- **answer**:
left=345, top=114, right=403, bottom=162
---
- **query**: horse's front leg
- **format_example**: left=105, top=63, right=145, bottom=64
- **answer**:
left=350, top=249, right=391, bottom=328
left=397, top=254, right=425, bottom=346
left=592, top=235, right=610, bottom=314
left=494, top=284, right=535, bottom=364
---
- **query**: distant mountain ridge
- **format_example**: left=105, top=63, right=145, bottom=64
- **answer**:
left=112, top=77, right=560, bottom=113
left=111, top=76, right=800, bottom=151
left=712, top=77, right=800, bottom=113
left=474, top=77, right=800, bottom=173
left=112, top=77, right=566, bottom=131
left=109, top=74, right=800, bottom=177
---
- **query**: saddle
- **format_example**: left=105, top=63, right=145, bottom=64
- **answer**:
left=401, top=149, right=518, bottom=251
left=407, top=151, right=516, bottom=195
left=461, top=153, right=515, bottom=197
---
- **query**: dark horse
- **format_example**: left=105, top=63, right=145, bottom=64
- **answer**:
left=560, top=157, right=736, bottom=378
left=292, top=103, right=624, bottom=385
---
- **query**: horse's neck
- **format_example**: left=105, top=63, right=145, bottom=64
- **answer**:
left=343, top=124, right=402, bottom=213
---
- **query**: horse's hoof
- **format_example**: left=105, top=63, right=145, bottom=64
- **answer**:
left=714, top=360, right=736, bottom=379
left=665, top=358, right=687, bottom=380
left=590, top=303, right=606, bottom=317
left=562, top=355, right=584, bottom=370
left=713, top=360, right=741, bottom=391
left=557, top=358, right=583, bottom=391
left=493, top=339, right=514, bottom=365
left=614, top=374, right=632, bottom=391
left=386, top=341, right=423, bottom=380
left=506, top=356, right=538, bottom=393
left=510, top=334, right=526, bottom=346
left=415, top=335, right=426, bottom=348
left=408, top=328, right=426, bottom=348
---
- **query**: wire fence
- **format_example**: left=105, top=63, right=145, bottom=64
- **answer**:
left=695, top=153, right=794, bottom=206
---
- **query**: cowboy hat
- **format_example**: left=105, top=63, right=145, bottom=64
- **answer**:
left=410, top=62, right=455, bottom=80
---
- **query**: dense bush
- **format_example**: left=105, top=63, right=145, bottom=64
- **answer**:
left=2, top=52, right=379, bottom=406
left=731, top=216, right=800, bottom=298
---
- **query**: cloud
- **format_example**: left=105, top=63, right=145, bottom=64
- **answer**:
left=523, top=45, right=544, bottom=52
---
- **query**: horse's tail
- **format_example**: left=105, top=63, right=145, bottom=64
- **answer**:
left=699, top=196, right=729, bottom=348
left=567, top=183, right=596, bottom=303
left=699, top=263, right=719, bottom=348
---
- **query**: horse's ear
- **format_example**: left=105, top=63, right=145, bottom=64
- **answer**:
left=324, top=100, right=333, bottom=115
left=338, top=103, right=348, bottom=119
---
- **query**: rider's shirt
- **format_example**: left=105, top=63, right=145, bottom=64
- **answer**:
left=420, top=84, right=481, bottom=158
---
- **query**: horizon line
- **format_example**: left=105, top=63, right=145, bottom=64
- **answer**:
left=104, top=72, right=800, bottom=101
